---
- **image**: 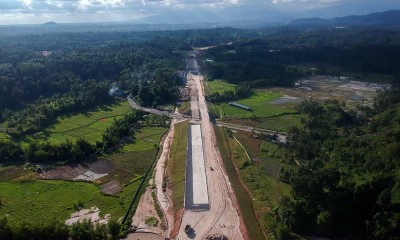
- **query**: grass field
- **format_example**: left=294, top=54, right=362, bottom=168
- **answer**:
left=224, top=114, right=302, bottom=132
left=214, top=126, right=291, bottom=239
left=20, top=101, right=132, bottom=145
left=0, top=180, right=141, bottom=226
left=105, top=127, right=167, bottom=185
left=168, top=120, right=189, bottom=212
left=205, top=79, right=300, bottom=131
left=220, top=91, right=296, bottom=118
left=206, top=80, right=237, bottom=94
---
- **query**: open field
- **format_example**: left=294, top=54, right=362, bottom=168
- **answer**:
left=271, top=75, right=390, bottom=109
left=220, top=91, right=295, bottom=118
left=206, top=79, right=237, bottom=94
left=224, top=114, right=302, bottom=132
left=0, top=126, right=167, bottom=226
left=167, top=120, right=189, bottom=212
left=0, top=180, right=141, bottom=226
left=211, top=76, right=388, bottom=132
left=205, top=79, right=301, bottom=131
left=20, top=101, right=132, bottom=145
left=121, top=127, right=166, bottom=152
left=215, top=126, right=291, bottom=239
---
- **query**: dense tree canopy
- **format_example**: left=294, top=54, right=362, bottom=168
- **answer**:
left=278, top=90, right=400, bottom=239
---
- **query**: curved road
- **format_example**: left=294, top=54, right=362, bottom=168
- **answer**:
left=127, top=96, right=188, bottom=120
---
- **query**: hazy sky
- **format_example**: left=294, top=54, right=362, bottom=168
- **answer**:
left=0, top=0, right=399, bottom=25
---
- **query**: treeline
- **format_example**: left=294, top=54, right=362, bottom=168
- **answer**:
left=101, top=111, right=144, bottom=151
left=204, top=41, right=304, bottom=87
left=276, top=90, right=400, bottom=239
left=129, top=67, right=182, bottom=107
left=0, top=110, right=146, bottom=164
left=206, top=84, right=252, bottom=103
left=0, top=218, right=123, bottom=240
left=204, top=26, right=400, bottom=87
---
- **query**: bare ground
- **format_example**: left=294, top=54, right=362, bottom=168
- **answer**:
left=129, top=118, right=180, bottom=239
left=65, top=207, right=110, bottom=225
left=130, top=187, right=164, bottom=236
left=40, top=160, right=124, bottom=195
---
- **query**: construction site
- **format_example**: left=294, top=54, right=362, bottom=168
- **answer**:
left=127, top=53, right=245, bottom=240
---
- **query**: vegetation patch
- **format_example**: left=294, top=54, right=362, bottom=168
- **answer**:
left=0, top=125, right=167, bottom=226
left=0, top=180, right=141, bottom=226
left=215, top=126, right=291, bottom=239
left=168, top=120, right=189, bottom=212
left=220, top=91, right=295, bottom=118
left=178, top=101, right=191, bottom=116
left=214, top=125, right=265, bottom=240
left=145, top=216, right=158, bottom=227
left=206, top=79, right=237, bottom=95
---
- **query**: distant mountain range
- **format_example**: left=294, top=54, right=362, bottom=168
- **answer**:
left=290, top=10, right=400, bottom=26
left=0, top=9, right=399, bottom=37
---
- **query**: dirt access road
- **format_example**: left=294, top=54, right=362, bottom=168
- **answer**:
left=177, top=58, right=247, bottom=239
left=127, top=95, right=187, bottom=120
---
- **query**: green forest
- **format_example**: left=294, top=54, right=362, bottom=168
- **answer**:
left=277, top=90, right=400, bottom=239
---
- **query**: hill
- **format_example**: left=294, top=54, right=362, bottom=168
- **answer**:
left=291, top=10, right=400, bottom=26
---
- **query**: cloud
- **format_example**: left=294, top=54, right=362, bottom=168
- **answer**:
left=0, top=0, right=398, bottom=25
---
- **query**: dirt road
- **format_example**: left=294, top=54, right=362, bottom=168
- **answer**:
left=177, top=62, right=247, bottom=239
left=153, top=119, right=180, bottom=238
left=127, top=96, right=187, bottom=120
left=127, top=118, right=180, bottom=240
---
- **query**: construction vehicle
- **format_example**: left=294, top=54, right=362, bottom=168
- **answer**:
left=184, top=224, right=191, bottom=234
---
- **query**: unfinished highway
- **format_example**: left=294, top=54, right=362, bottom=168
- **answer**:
left=177, top=56, right=246, bottom=239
